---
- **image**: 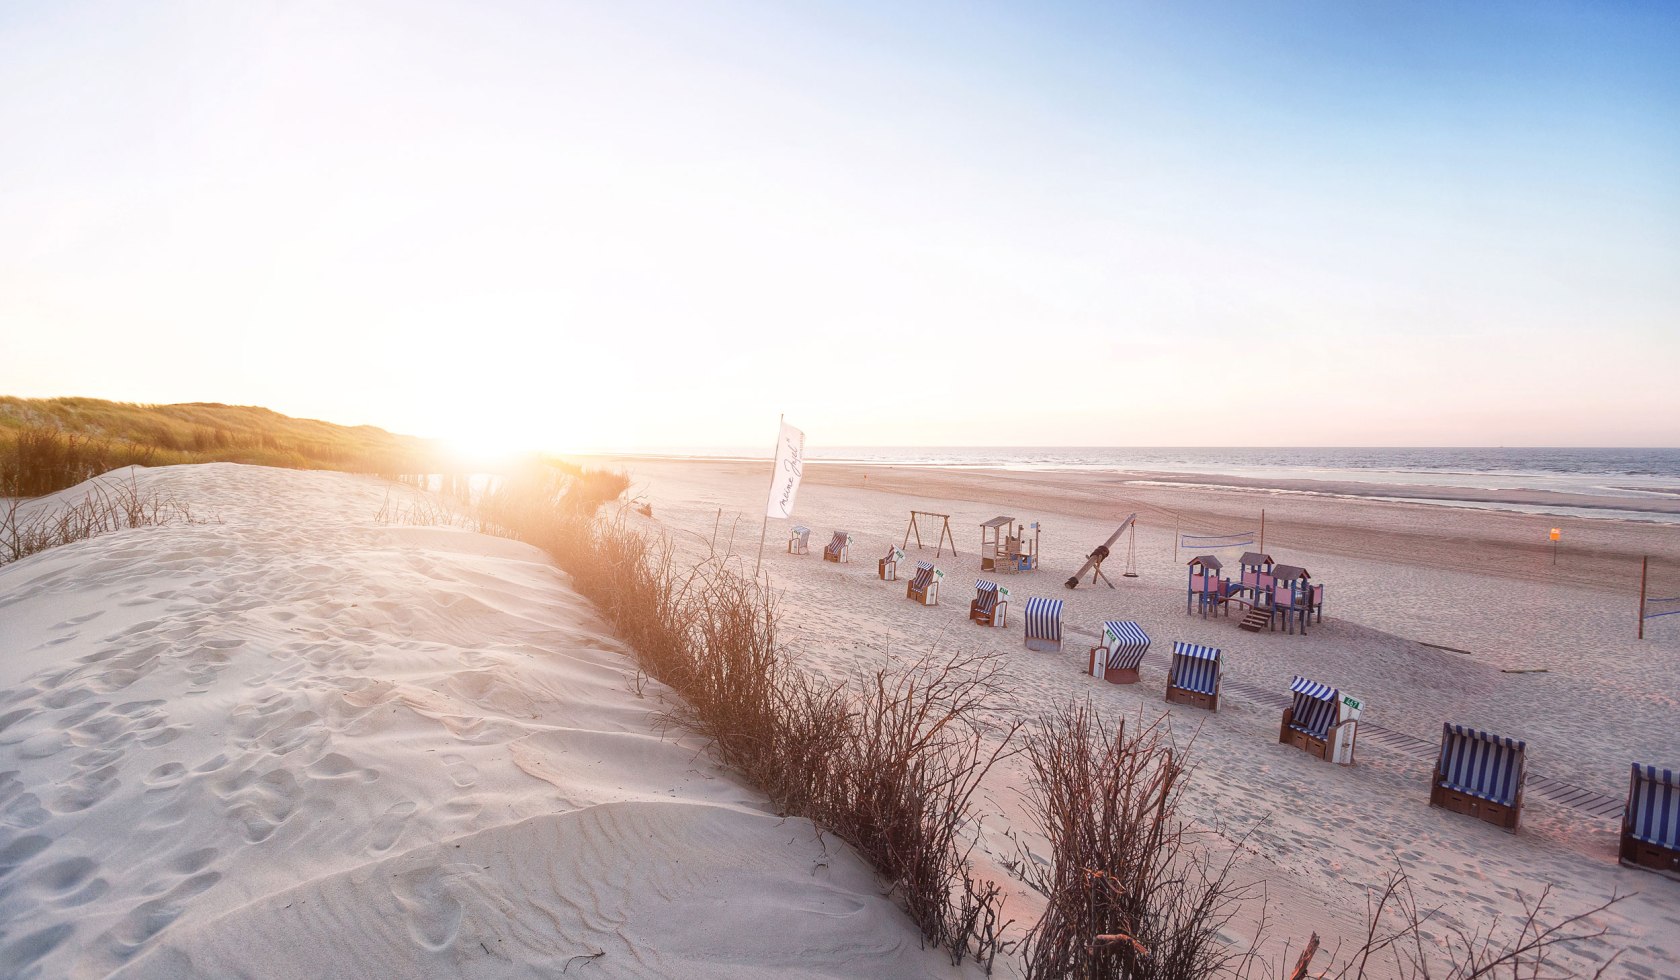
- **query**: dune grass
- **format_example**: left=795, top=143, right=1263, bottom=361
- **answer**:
left=0, top=396, right=444, bottom=495
left=472, top=471, right=1016, bottom=970
left=1, top=470, right=205, bottom=569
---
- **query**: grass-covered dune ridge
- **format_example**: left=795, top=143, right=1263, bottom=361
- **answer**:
left=0, top=396, right=445, bottom=495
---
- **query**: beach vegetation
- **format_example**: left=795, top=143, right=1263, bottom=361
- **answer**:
left=0, top=397, right=444, bottom=496
left=1, top=470, right=205, bottom=569
left=471, top=475, right=1016, bottom=970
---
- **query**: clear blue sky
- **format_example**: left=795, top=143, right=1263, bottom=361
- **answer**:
left=1, top=0, right=1676, bottom=451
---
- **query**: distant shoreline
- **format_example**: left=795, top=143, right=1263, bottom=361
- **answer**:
left=581, top=451, right=1680, bottom=524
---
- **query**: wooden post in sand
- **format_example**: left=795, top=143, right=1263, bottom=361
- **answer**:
left=1639, top=555, right=1648, bottom=641
left=1259, top=509, right=1266, bottom=556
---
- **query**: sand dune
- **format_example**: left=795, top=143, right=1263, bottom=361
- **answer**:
left=0, top=464, right=969, bottom=979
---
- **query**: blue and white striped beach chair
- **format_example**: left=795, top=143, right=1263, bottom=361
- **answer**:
left=1023, top=597, right=1062, bottom=652
left=1088, top=620, right=1149, bottom=683
left=906, top=560, right=941, bottom=606
left=1165, top=641, right=1221, bottom=711
left=1621, top=764, right=1680, bottom=876
left=787, top=525, right=811, bottom=555
left=1430, top=724, right=1526, bottom=831
left=1279, top=676, right=1354, bottom=762
left=823, top=530, right=851, bottom=563
left=969, top=580, right=1008, bottom=627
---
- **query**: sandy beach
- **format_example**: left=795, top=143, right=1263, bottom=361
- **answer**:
left=610, top=455, right=1680, bottom=978
left=2, top=458, right=1675, bottom=978
left=0, top=464, right=971, bottom=979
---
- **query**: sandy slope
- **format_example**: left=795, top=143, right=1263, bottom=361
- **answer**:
left=0, top=464, right=971, bottom=979
left=614, top=457, right=1680, bottom=979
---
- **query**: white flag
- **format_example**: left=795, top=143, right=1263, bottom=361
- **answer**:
left=766, top=421, right=805, bottom=519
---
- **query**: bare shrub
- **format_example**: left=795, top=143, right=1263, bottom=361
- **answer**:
left=1292, top=866, right=1624, bottom=980
left=1017, top=701, right=1259, bottom=980
left=1016, top=702, right=1624, bottom=979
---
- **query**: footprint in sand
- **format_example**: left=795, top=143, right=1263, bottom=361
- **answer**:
left=0, top=833, right=53, bottom=872
left=0, top=707, right=38, bottom=738
left=0, top=923, right=76, bottom=973
left=220, top=768, right=299, bottom=843
left=1, top=790, right=50, bottom=831
left=97, top=869, right=222, bottom=962
left=305, top=752, right=379, bottom=783
left=390, top=866, right=467, bottom=951
left=440, top=754, right=478, bottom=789
left=52, top=764, right=121, bottom=814
left=26, top=854, right=109, bottom=909
left=371, top=801, right=418, bottom=853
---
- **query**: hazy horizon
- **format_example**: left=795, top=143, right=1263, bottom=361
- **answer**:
left=3, top=1, right=1676, bottom=453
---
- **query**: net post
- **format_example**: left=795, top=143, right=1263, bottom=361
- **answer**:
left=1639, top=555, right=1648, bottom=641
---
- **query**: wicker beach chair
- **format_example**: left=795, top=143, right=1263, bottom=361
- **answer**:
left=906, top=561, right=941, bottom=606
left=1620, top=764, right=1680, bottom=877
left=1088, top=620, right=1149, bottom=684
left=1430, top=724, right=1526, bottom=831
left=1165, top=642, right=1221, bottom=711
left=1023, top=597, right=1063, bottom=652
left=823, top=530, right=851, bottom=563
left=878, top=544, right=902, bottom=581
left=787, top=526, right=811, bottom=555
left=969, top=580, right=1008, bottom=628
left=1279, top=676, right=1359, bottom=763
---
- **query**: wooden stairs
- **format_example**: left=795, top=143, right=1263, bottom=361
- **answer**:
left=1239, top=606, right=1271, bottom=633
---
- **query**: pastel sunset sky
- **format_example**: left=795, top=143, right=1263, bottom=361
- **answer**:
left=2, top=1, right=1676, bottom=452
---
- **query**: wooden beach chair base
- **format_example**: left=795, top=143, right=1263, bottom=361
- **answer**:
left=1086, top=647, right=1138, bottom=684
left=1619, top=837, right=1680, bottom=878
left=969, top=603, right=1006, bottom=628
left=1430, top=777, right=1522, bottom=831
left=1166, top=685, right=1217, bottom=712
left=1278, top=708, right=1336, bottom=761
left=908, top=583, right=938, bottom=606
left=1024, top=637, right=1062, bottom=653
left=879, top=559, right=896, bottom=581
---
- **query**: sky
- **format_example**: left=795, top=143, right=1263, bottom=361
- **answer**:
left=1, top=0, right=1677, bottom=453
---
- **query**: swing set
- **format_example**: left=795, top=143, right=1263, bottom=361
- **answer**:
left=903, top=511, right=958, bottom=558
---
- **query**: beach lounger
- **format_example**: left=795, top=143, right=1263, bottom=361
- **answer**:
left=1620, top=764, right=1680, bottom=877
left=878, top=544, right=903, bottom=581
left=823, top=530, right=851, bottom=563
left=1430, top=724, right=1525, bottom=831
left=787, top=526, right=811, bottom=555
left=1023, top=597, right=1062, bottom=652
left=1088, top=620, right=1149, bottom=684
left=969, top=580, right=1008, bottom=627
left=1165, top=642, right=1221, bottom=711
left=1279, top=676, right=1360, bottom=763
left=906, top=561, right=941, bottom=606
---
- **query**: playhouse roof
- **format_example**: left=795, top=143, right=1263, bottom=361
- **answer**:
left=1239, top=552, right=1273, bottom=566
left=1187, top=555, right=1223, bottom=570
left=981, top=516, right=1014, bottom=528
left=1273, top=563, right=1310, bottom=581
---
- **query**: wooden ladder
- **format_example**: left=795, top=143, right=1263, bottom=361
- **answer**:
left=1239, top=606, right=1271, bottom=633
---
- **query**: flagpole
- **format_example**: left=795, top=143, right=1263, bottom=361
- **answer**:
left=754, top=413, right=782, bottom=579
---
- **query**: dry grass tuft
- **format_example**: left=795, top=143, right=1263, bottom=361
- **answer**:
left=1, top=470, right=205, bottom=568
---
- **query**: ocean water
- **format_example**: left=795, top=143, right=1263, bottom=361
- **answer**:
left=607, top=446, right=1680, bottom=522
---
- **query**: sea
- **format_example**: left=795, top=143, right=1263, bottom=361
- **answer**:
left=599, top=447, right=1680, bottom=524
